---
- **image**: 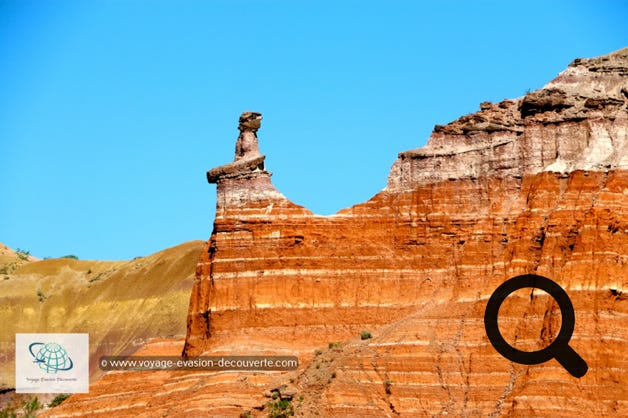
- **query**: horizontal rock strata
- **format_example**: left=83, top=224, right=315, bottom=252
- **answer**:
left=181, top=48, right=627, bottom=416
left=45, top=48, right=627, bottom=417
left=389, top=48, right=628, bottom=189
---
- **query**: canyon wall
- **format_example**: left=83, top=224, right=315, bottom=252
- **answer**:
left=181, top=48, right=627, bottom=416
left=43, top=48, right=626, bottom=417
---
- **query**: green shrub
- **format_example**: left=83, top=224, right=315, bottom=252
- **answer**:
left=360, top=330, right=372, bottom=340
left=16, top=248, right=30, bottom=260
left=267, top=398, right=294, bottom=418
left=0, top=404, right=16, bottom=418
left=0, top=396, right=43, bottom=418
left=22, top=397, right=43, bottom=418
left=0, top=262, right=17, bottom=275
left=49, top=393, right=71, bottom=407
left=62, top=255, right=79, bottom=260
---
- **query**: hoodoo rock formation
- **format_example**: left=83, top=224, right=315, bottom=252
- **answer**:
left=181, top=48, right=627, bottom=416
left=43, top=48, right=627, bottom=417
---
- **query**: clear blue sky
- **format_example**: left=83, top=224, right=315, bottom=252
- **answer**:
left=0, top=1, right=626, bottom=260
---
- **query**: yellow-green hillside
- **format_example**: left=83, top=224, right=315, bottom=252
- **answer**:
left=0, top=241, right=204, bottom=389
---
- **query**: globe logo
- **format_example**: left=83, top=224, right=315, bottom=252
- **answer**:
left=28, top=342, right=74, bottom=373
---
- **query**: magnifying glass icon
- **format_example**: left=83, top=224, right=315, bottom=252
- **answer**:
left=484, top=274, right=588, bottom=378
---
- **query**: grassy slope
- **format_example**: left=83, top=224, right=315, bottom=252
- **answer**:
left=0, top=240, right=204, bottom=389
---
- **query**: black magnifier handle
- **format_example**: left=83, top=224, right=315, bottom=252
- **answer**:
left=554, top=344, right=588, bottom=378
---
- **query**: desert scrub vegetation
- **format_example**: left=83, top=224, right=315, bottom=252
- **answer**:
left=267, top=398, right=294, bottom=417
left=360, top=330, right=372, bottom=340
left=15, top=248, right=30, bottom=260
left=0, top=262, right=18, bottom=275
left=49, top=393, right=71, bottom=408
left=0, top=396, right=43, bottom=418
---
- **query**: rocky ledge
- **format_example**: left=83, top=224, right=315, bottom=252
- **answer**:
left=389, top=48, right=628, bottom=189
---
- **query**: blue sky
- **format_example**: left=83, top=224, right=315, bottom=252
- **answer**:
left=0, top=1, right=626, bottom=260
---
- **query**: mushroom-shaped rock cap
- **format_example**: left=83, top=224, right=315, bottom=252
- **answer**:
left=238, top=111, right=263, bottom=132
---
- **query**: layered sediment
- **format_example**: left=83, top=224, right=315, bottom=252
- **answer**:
left=180, top=48, right=627, bottom=416
left=0, top=241, right=203, bottom=390
left=44, top=48, right=627, bottom=417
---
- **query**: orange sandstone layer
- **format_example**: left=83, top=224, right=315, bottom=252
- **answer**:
left=40, top=339, right=296, bottom=418
left=45, top=48, right=627, bottom=417
left=185, top=170, right=626, bottom=358
left=44, top=169, right=626, bottom=418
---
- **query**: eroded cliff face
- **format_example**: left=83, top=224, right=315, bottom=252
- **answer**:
left=180, top=48, right=627, bottom=416
left=388, top=48, right=628, bottom=189
left=43, top=48, right=626, bottom=417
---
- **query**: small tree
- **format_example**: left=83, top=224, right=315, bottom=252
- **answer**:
left=16, top=248, right=30, bottom=260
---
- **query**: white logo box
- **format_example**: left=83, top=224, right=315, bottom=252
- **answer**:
left=16, top=333, right=89, bottom=393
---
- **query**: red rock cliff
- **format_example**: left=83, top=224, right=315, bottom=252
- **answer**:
left=181, top=48, right=627, bottom=416
left=41, top=49, right=627, bottom=418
